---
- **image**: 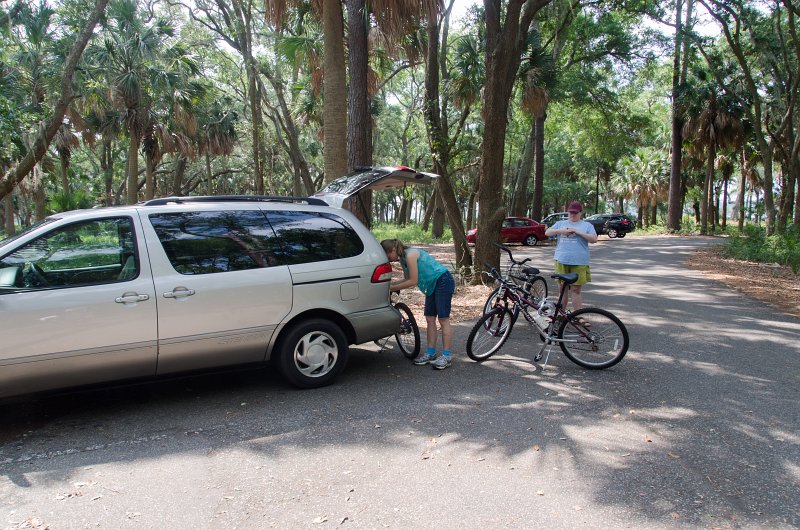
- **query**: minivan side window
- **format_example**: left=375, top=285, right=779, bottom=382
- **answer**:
left=149, top=210, right=279, bottom=275
left=266, top=211, right=364, bottom=265
left=0, top=217, right=137, bottom=289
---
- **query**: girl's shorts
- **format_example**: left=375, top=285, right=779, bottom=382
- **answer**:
left=553, top=261, right=591, bottom=285
left=424, top=271, right=455, bottom=318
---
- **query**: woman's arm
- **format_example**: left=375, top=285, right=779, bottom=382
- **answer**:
left=390, top=249, right=420, bottom=292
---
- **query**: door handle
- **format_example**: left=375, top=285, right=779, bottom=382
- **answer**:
left=115, top=292, right=150, bottom=304
left=163, top=287, right=196, bottom=299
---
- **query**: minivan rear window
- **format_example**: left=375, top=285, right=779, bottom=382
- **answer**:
left=265, top=211, right=364, bottom=265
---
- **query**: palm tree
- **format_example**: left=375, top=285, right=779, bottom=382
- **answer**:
left=85, top=0, right=183, bottom=204
left=519, top=35, right=557, bottom=221
left=682, top=81, right=743, bottom=234
left=196, top=95, right=239, bottom=194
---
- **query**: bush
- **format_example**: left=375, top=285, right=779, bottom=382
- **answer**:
left=723, top=225, right=800, bottom=273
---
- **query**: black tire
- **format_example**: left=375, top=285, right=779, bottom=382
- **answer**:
left=558, top=308, right=629, bottom=369
left=618, top=232, right=626, bottom=238
left=524, top=234, right=539, bottom=246
left=466, top=308, right=514, bottom=361
left=607, top=228, right=618, bottom=238
left=394, top=302, right=420, bottom=359
left=276, top=318, right=349, bottom=388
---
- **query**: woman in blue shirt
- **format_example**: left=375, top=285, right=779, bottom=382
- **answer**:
left=544, top=201, right=598, bottom=311
left=381, top=239, right=456, bottom=370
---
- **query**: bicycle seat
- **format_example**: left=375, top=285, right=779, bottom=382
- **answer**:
left=522, top=266, right=540, bottom=276
left=551, top=272, right=579, bottom=284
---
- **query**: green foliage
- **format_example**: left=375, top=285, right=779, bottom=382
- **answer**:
left=723, top=225, right=800, bottom=274
left=48, top=190, right=94, bottom=213
left=371, top=222, right=453, bottom=245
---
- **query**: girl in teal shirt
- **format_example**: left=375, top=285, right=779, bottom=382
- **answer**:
left=381, top=239, right=456, bottom=370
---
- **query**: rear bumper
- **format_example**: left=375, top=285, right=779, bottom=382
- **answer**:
left=347, top=305, right=401, bottom=344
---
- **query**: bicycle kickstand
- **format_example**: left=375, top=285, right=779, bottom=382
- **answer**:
left=373, top=337, right=390, bottom=353
left=534, top=339, right=554, bottom=368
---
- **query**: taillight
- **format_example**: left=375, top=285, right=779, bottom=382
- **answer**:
left=621, top=219, right=630, bottom=225
left=372, top=262, right=394, bottom=283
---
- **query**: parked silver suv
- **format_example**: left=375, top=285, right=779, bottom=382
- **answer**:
left=0, top=194, right=401, bottom=397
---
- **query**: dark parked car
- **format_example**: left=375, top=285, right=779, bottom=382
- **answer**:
left=466, top=216, right=547, bottom=246
left=584, top=213, right=636, bottom=238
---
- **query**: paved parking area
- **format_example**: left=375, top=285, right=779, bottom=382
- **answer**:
left=1, top=237, right=799, bottom=529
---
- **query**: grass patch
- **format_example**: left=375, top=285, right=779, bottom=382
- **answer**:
left=371, top=222, right=454, bottom=245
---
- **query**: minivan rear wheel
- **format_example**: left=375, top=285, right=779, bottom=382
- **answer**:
left=607, top=228, right=619, bottom=238
left=277, top=319, right=348, bottom=388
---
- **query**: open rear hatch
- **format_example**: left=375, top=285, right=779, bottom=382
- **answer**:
left=313, top=166, right=438, bottom=208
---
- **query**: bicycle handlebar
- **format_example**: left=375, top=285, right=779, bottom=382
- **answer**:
left=492, top=242, right=531, bottom=265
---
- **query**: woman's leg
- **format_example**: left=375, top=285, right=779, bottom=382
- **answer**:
left=426, top=315, right=438, bottom=349
left=571, top=284, right=583, bottom=310
left=439, top=317, right=452, bottom=351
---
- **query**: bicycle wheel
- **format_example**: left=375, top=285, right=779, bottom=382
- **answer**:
left=466, top=308, right=514, bottom=362
left=525, top=276, right=548, bottom=305
left=558, top=308, right=629, bottom=369
left=394, top=302, right=420, bottom=359
left=482, top=286, right=503, bottom=315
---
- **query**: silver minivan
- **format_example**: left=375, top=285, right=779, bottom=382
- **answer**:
left=0, top=187, right=409, bottom=397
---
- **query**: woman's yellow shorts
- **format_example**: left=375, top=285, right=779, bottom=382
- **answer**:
left=553, top=261, right=591, bottom=285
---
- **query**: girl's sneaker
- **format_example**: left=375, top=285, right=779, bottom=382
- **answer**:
left=413, top=352, right=436, bottom=365
left=432, top=355, right=452, bottom=370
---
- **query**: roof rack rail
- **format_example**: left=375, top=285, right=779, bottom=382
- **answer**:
left=141, top=195, right=329, bottom=207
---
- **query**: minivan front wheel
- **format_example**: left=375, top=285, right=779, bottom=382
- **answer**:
left=277, top=319, right=348, bottom=388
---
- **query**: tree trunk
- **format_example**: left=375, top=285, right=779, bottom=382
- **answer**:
left=60, top=155, right=70, bottom=198
left=103, top=139, right=114, bottom=206
left=206, top=153, right=213, bottom=195
left=512, top=123, right=535, bottom=217
left=475, top=0, right=548, bottom=274
left=667, top=0, right=691, bottom=231
left=322, top=0, right=348, bottom=183
left=737, top=151, right=747, bottom=233
left=531, top=113, right=546, bottom=221
left=344, top=0, right=372, bottom=227
left=33, top=166, right=46, bottom=221
left=4, top=194, right=14, bottom=235
left=722, top=175, right=729, bottom=229
left=126, top=133, right=140, bottom=204
left=794, top=164, right=800, bottom=226
left=172, top=155, right=187, bottom=196
left=422, top=0, right=472, bottom=268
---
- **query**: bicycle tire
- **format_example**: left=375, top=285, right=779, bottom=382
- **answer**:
left=466, top=308, right=515, bottom=362
left=558, top=307, right=629, bottom=369
left=394, top=302, right=421, bottom=359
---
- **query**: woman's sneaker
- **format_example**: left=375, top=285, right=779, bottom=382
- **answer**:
left=413, top=352, right=436, bottom=365
left=432, top=355, right=452, bottom=370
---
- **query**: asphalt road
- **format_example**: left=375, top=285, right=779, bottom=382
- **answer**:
left=1, top=236, right=799, bottom=529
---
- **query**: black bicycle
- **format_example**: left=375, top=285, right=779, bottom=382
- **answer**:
left=467, top=263, right=629, bottom=369
left=483, top=243, right=548, bottom=315
left=374, top=291, right=421, bottom=359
